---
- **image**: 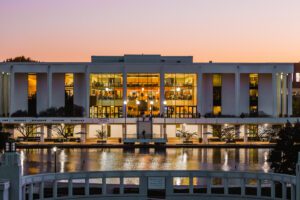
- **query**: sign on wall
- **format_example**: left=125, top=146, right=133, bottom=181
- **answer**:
left=148, top=177, right=165, bottom=190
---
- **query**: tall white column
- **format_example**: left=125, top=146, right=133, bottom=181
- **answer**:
left=288, top=73, right=293, bottom=116
left=282, top=74, right=287, bottom=115
left=272, top=72, right=278, bottom=117
left=9, top=66, right=14, bottom=116
left=40, top=126, right=45, bottom=143
left=122, top=68, right=127, bottom=117
left=47, top=66, right=52, bottom=108
left=85, top=66, right=90, bottom=118
left=197, top=71, right=203, bottom=116
left=235, top=71, right=240, bottom=116
left=202, top=124, right=208, bottom=144
left=80, top=124, right=88, bottom=143
left=159, top=70, right=165, bottom=115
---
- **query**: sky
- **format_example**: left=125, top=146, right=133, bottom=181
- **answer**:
left=1, top=0, right=300, bottom=62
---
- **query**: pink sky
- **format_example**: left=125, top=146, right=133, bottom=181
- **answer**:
left=1, top=0, right=300, bottom=62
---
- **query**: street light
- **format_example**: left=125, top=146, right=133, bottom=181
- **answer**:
left=123, top=100, right=127, bottom=138
left=52, top=146, right=57, bottom=173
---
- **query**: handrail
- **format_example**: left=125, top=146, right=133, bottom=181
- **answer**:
left=21, top=170, right=297, bottom=200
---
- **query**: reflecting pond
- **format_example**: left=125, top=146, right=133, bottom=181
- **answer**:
left=19, top=148, right=271, bottom=175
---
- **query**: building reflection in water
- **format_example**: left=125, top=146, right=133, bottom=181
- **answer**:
left=18, top=148, right=271, bottom=177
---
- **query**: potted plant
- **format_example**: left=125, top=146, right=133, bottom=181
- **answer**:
left=96, top=129, right=107, bottom=144
left=176, top=130, right=197, bottom=144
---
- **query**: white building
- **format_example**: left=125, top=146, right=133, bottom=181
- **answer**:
left=0, top=55, right=297, bottom=141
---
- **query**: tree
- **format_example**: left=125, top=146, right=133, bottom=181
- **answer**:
left=96, top=129, right=107, bottom=140
left=210, top=125, right=237, bottom=142
left=51, top=124, right=75, bottom=140
left=0, top=123, right=12, bottom=151
left=268, top=121, right=300, bottom=175
left=176, top=130, right=198, bottom=143
left=16, top=124, right=41, bottom=140
left=4, top=56, right=38, bottom=62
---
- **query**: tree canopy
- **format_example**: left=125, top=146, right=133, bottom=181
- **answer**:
left=4, top=56, right=38, bottom=62
left=268, top=121, right=300, bottom=175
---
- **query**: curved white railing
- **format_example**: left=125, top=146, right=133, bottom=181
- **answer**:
left=21, top=170, right=296, bottom=200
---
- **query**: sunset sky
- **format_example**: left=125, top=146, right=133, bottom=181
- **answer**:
left=1, top=0, right=300, bottom=62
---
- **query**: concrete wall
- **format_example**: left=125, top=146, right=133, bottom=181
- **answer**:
left=258, top=74, right=273, bottom=115
left=222, top=74, right=235, bottom=115
left=166, top=125, right=176, bottom=138
left=51, top=73, right=65, bottom=108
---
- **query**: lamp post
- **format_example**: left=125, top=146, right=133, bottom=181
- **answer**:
left=53, top=146, right=57, bottom=173
left=123, top=100, right=127, bottom=138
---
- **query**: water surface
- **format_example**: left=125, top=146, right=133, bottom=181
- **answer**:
left=19, top=148, right=271, bottom=175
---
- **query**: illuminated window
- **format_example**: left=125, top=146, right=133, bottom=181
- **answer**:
left=249, top=74, right=258, bottom=115
left=90, top=74, right=123, bottom=118
left=28, top=74, right=37, bottom=116
left=212, top=74, right=221, bottom=87
left=164, top=73, right=197, bottom=118
left=213, top=106, right=221, bottom=116
left=213, top=74, right=222, bottom=115
left=296, top=73, right=300, bottom=82
left=127, top=73, right=160, bottom=117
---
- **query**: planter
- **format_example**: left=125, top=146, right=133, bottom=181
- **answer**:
left=97, top=140, right=107, bottom=144
left=183, top=141, right=193, bottom=144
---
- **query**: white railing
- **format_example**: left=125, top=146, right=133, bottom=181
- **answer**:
left=21, top=170, right=296, bottom=200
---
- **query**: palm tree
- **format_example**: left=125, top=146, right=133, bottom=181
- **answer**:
left=176, top=130, right=198, bottom=143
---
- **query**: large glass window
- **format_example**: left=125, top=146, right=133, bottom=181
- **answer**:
left=164, top=74, right=197, bottom=118
left=127, top=73, right=160, bottom=117
left=213, top=74, right=222, bottom=115
left=65, top=73, right=74, bottom=111
left=90, top=74, right=123, bottom=118
left=249, top=74, right=258, bottom=116
left=28, top=74, right=37, bottom=116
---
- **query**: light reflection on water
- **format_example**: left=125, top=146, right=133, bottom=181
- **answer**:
left=19, top=148, right=271, bottom=175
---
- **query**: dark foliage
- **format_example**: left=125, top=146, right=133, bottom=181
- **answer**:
left=38, top=105, right=84, bottom=117
left=0, top=123, right=12, bottom=151
left=4, top=56, right=38, bottom=62
left=11, top=110, right=28, bottom=117
left=268, top=121, right=300, bottom=175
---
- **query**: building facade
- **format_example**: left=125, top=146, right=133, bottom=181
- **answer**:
left=0, top=55, right=298, bottom=141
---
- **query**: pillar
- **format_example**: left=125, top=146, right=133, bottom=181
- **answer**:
left=202, top=125, right=208, bottom=144
left=197, top=71, right=203, bottom=115
left=40, top=126, right=45, bottom=143
left=47, top=66, right=52, bottom=108
left=288, top=73, right=293, bottom=116
left=235, top=71, right=240, bottom=116
left=160, top=70, right=165, bottom=115
left=122, top=70, right=127, bottom=116
left=272, top=72, right=278, bottom=117
left=243, top=125, right=248, bottom=142
left=9, top=67, right=14, bottom=116
left=85, top=66, right=90, bottom=118
left=47, top=125, right=52, bottom=139
left=80, top=124, right=88, bottom=143
left=0, top=152, right=22, bottom=200
left=197, top=124, right=202, bottom=143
